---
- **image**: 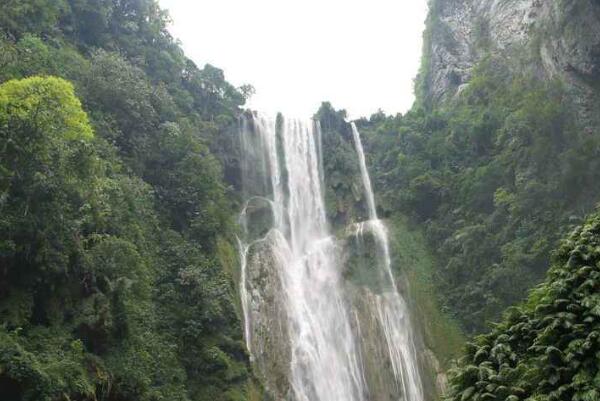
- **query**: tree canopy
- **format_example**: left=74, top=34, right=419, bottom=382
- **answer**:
left=0, top=1, right=260, bottom=400
left=447, top=210, right=600, bottom=401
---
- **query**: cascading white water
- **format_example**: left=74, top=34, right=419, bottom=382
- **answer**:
left=350, top=122, right=424, bottom=401
left=239, top=114, right=366, bottom=401
left=238, top=113, right=424, bottom=401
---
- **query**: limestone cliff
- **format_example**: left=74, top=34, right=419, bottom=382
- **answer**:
left=420, top=0, right=600, bottom=127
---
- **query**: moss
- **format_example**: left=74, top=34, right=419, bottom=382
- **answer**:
left=389, top=214, right=465, bottom=369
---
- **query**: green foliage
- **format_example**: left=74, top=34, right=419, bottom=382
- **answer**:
left=0, top=34, right=89, bottom=84
left=0, top=327, right=104, bottom=401
left=388, top=215, right=465, bottom=370
left=360, top=57, right=600, bottom=333
left=316, top=102, right=368, bottom=228
left=0, top=76, right=96, bottom=282
left=447, top=210, right=600, bottom=401
left=0, top=0, right=258, bottom=399
left=0, top=76, right=92, bottom=140
left=0, top=0, right=67, bottom=38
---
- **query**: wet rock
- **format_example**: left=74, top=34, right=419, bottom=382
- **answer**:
left=245, top=235, right=292, bottom=399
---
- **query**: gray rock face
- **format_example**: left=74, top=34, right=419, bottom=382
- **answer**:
left=245, top=235, right=292, bottom=399
left=422, top=0, right=600, bottom=124
left=541, top=1, right=600, bottom=79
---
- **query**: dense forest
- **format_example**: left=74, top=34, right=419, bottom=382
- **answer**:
left=0, top=1, right=260, bottom=400
left=356, top=1, right=600, bottom=335
left=446, top=211, right=600, bottom=401
left=1, top=0, right=600, bottom=400
left=356, top=60, right=599, bottom=333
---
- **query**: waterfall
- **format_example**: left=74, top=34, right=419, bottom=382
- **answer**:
left=239, top=113, right=366, bottom=401
left=238, top=113, right=424, bottom=401
left=351, top=123, right=378, bottom=221
left=350, top=122, right=424, bottom=401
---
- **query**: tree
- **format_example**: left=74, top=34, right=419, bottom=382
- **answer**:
left=0, top=76, right=94, bottom=280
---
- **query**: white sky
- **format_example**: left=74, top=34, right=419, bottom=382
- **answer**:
left=159, top=0, right=428, bottom=119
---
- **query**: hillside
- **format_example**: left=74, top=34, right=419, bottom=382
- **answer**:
left=0, top=1, right=260, bottom=400
left=357, top=0, right=600, bottom=333
left=447, top=210, right=600, bottom=401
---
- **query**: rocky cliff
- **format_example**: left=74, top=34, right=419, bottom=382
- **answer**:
left=420, top=0, right=600, bottom=127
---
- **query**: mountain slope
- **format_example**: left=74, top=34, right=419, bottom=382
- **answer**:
left=358, top=0, right=600, bottom=333
left=0, top=1, right=260, bottom=400
left=447, top=210, right=600, bottom=401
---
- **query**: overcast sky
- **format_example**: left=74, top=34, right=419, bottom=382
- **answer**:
left=159, top=0, right=428, bottom=119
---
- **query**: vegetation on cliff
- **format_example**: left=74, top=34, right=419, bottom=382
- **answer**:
left=447, top=210, right=600, bottom=401
left=0, top=1, right=258, bottom=400
left=316, top=103, right=465, bottom=390
left=316, top=102, right=366, bottom=228
left=359, top=54, right=600, bottom=334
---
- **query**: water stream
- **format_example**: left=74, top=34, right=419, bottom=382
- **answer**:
left=350, top=122, right=424, bottom=401
left=238, top=113, right=424, bottom=401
